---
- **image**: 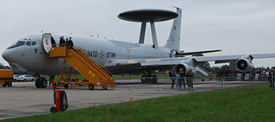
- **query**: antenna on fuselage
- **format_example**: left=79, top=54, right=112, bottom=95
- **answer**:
left=118, top=9, right=178, bottom=49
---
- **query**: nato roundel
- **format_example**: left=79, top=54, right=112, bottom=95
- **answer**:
left=118, top=9, right=178, bottom=22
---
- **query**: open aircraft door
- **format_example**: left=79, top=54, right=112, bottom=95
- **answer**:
left=43, top=33, right=53, bottom=53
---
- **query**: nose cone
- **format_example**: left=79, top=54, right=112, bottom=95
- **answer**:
left=2, top=49, right=19, bottom=63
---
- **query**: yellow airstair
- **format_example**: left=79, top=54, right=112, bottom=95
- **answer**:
left=48, top=46, right=116, bottom=90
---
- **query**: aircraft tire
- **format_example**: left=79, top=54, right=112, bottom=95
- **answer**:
left=89, top=84, right=94, bottom=90
left=41, top=78, right=47, bottom=88
left=2, top=84, right=6, bottom=87
left=35, top=79, right=41, bottom=88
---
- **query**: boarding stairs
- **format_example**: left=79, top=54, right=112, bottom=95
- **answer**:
left=48, top=46, right=115, bottom=89
left=195, top=65, right=211, bottom=80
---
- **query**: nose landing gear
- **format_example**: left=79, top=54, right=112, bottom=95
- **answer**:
left=35, top=78, right=48, bottom=88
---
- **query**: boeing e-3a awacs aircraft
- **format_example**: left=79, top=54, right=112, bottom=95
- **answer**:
left=2, top=8, right=275, bottom=88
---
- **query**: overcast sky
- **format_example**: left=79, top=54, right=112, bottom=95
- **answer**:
left=0, top=0, right=275, bottom=68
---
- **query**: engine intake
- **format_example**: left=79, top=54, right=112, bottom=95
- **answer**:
left=175, top=63, right=189, bottom=75
left=236, top=58, right=254, bottom=72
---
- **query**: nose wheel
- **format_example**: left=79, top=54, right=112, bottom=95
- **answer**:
left=35, top=78, right=48, bottom=88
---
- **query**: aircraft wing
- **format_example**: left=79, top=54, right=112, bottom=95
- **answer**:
left=104, top=53, right=275, bottom=74
left=193, top=53, right=275, bottom=63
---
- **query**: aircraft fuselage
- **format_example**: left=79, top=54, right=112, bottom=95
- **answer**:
left=2, top=33, right=171, bottom=76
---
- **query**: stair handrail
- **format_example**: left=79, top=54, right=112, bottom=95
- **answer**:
left=72, top=46, right=116, bottom=80
left=67, top=48, right=113, bottom=85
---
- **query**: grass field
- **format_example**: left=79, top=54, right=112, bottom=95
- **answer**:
left=4, top=88, right=275, bottom=122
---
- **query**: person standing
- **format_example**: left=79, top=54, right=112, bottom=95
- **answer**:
left=59, top=36, right=65, bottom=47
left=65, top=38, right=69, bottom=46
left=67, top=37, right=74, bottom=49
left=268, top=71, right=275, bottom=89
left=179, top=68, right=185, bottom=90
left=224, top=69, right=228, bottom=81
left=186, top=69, right=194, bottom=90
left=169, top=68, right=176, bottom=89
left=221, top=69, right=224, bottom=81
left=176, top=72, right=180, bottom=88
left=217, top=68, right=221, bottom=81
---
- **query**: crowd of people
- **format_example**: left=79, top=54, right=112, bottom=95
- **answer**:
left=169, top=68, right=194, bottom=90
left=168, top=67, right=274, bottom=90
left=216, top=68, right=274, bottom=81
left=216, top=67, right=274, bottom=89
left=59, top=36, right=74, bottom=49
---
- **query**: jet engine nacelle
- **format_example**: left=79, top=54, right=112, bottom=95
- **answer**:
left=236, top=58, right=254, bottom=72
left=175, top=63, right=189, bottom=75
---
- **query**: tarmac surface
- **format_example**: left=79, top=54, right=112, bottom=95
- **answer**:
left=1, top=79, right=263, bottom=119
left=0, top=81, right=206, bottom=119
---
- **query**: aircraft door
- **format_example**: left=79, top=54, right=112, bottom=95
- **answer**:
left=42, top=33, right=53, bottom=53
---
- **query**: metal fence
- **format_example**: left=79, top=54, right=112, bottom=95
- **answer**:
left=113, top=76, right=272, bottom=91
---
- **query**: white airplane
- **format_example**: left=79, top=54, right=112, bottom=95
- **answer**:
left=2, top=8, right=275, bottom=88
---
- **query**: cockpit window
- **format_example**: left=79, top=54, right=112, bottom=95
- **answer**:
left=26, top=41, right=31, bottom=46
left=32, top=41, right=37, bottom=46
left=15, top=41, right=26, bottom=45
left=7, top=41, right=26, bottom=49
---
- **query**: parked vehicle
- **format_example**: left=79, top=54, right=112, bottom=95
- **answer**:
left=14, top=75, right=19, bottom=82
left=0, top=69, right=14, bottom=87
left=18, top=75, right=34, bottom=82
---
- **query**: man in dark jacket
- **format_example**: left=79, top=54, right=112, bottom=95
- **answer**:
left=67, top=37, right=74, bottom=49
left=268, top=71, right=275, bottom=89
left=59, top=36, right=65, bottom=47
left=169, top=68, right=176, bottom=89
left=186, top=69, right=194, bottom=89
left=179, top=68, right=185, bottom=90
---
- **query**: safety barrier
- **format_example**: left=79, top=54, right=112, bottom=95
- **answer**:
left=113, top=76, right=272, bottom=91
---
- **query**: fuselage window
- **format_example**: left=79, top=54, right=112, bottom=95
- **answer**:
left=112, top=53, right=116, bottom=57
left=26, top=41, right=31, bottom=46
left=32, top=41, right=37, bottom=46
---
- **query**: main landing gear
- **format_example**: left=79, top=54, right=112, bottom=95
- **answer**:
left=35, top=78, right=48, bottom=88
left=141, top=75, right=158, bottom=84
left=140, top=68, right=158, bottom=84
